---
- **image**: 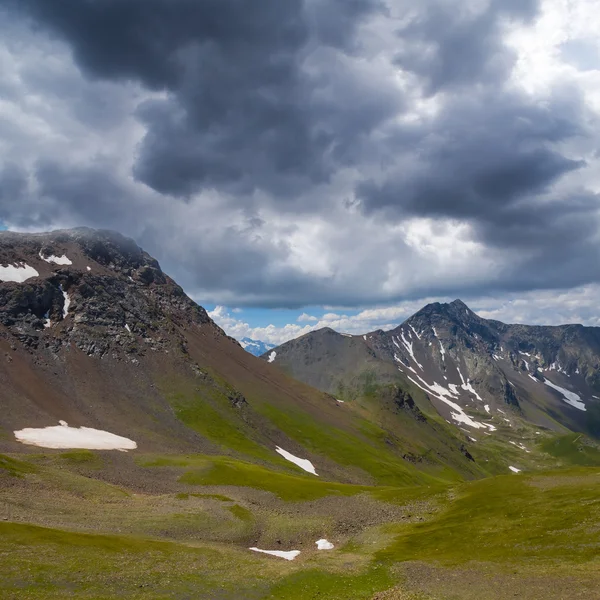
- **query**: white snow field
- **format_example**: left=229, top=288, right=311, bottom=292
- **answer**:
left=39, top=251, right=72, bottom=265
left=0, top=263, right=39, bottom=282
left=543, top=379, right=586, bottom=411
left=14, top=421, right=137, bottom=451
left=268, top=351, right=277, bottom=363
left=249, top=548, right=300, bottom=560
left=275, top=446, right=318, bottom=476
left=315, top=539, right=334, bottom=550
left=509, top=466, right=521, bottom=473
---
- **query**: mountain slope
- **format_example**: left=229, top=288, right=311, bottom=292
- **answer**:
left=263, top=299, right=600, bottom=439
left=0, top=229, right=489, bottom=487
left=3, top=231, right=600, bottom=599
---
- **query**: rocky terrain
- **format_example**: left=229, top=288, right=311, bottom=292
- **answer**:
left=2, top=229, right=600, bottom=599
left=263, top=299, right=600, bottom=438
left=0, top=228, right=485, bottom=480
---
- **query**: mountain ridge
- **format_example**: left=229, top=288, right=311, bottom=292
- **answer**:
left=262, top=299, right=600, bottom=438
left=3, top=230, right=600, bottom=599
left=1, top=228, right=491, bottom=485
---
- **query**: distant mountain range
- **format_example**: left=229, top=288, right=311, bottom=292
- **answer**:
left=262, top=299, right=600, bottom=439
left=239, top=337, right=275, bottom=357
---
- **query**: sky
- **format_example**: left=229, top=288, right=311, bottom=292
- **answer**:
left=1, top=0, right=600, bottom=345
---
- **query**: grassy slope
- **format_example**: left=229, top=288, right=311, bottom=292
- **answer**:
left=3, top=333, right=600, bottom=597
left=158, top=370, right=483, bottom=487
left=2, top=449, right=600, bottom=599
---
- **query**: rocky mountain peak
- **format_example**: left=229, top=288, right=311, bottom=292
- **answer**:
left=0, top=228, right=218, bottom=359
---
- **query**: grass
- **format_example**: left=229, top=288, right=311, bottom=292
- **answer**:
left=227, top=504, right=254, bottom=522
left=540, top=433, right=600, bottom=466
left=2, top=461, right=600, bottom=598
left=259, top=404, right=442, bottom=487
left=167, top=387, right=273, bottom=460
left=0, top=453, right=37, bottom=477
left=378, top=467, right=600, bottom=566
left=267, top=565, right=392, bottom=600
left=58, top=450, right=103, bottom=468
left=0, top=523, right=275, bottom=599
left=173, top=455, right=371, bottom=501
left=176, top=492, right=232, bottom=502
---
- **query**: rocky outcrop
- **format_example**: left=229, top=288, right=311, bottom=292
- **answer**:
left=0, top=228, right=219, bottom=359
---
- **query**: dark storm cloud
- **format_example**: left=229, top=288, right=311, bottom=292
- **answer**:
left=394, top=0, right=539, bottom=93
left=356, top=85, right=597, bottom=257
left=306, top=0, right=386, bottom=50
left=2, top=0, right=600, bottom=308
left=5, top=0, right=307, bottom=90
left=1, top=0, right=398, bottom=199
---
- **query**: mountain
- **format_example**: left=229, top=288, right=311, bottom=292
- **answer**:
left=263, top=299, right=600, bottom=439
left=2, top=231, right=600, bottom=598
left=0, top=228, right=492, bottom=485
left=239, top=337, right=275, bottom=357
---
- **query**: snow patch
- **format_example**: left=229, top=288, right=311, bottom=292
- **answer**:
left=509, top=441, right=530, bottom=453
left=0, top=263, right=39, bottom=283
left=275, top=446, right=318, bottom=476
left=509, top=466, right=521, bottom=473
left=249, top=548, right=300, bottom=561
left=125, top=324, right=131, bottom=333
left=315, top=539, right=334, bottom=550
left=400, top=331, right=424, bottom=369
left=39, top=251, right=72, bottom=265
left=60, top=285, right=71, bottom=318
left=404, top=372, right=490, bottom=430
left=14, top=422, right=137, bottom=451
left=543, top=379, right=586, bottom=411
left=484, top=404, right=490, bottom=413
left=458, top=369, right=484, bottom=402
left=86, top=266, right=91, bottom=271
left=409, top=324, right=421, bottom=340
left=267, top=351, right=277, bottom=363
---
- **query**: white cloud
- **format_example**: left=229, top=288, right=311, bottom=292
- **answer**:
left=211, top=282, right=600, bottom=347
left=297, top=313, right=318, bottom=322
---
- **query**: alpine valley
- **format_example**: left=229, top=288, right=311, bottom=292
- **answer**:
left=1, top=229, right=599, bottom=600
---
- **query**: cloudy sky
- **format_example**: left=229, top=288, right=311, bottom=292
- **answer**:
left=1, top=0, right=600, bottom=344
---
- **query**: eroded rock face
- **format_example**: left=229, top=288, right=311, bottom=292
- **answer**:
left=392, top=387, right=426, bottom=422
left=0, top=228, right=217, bottom=359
